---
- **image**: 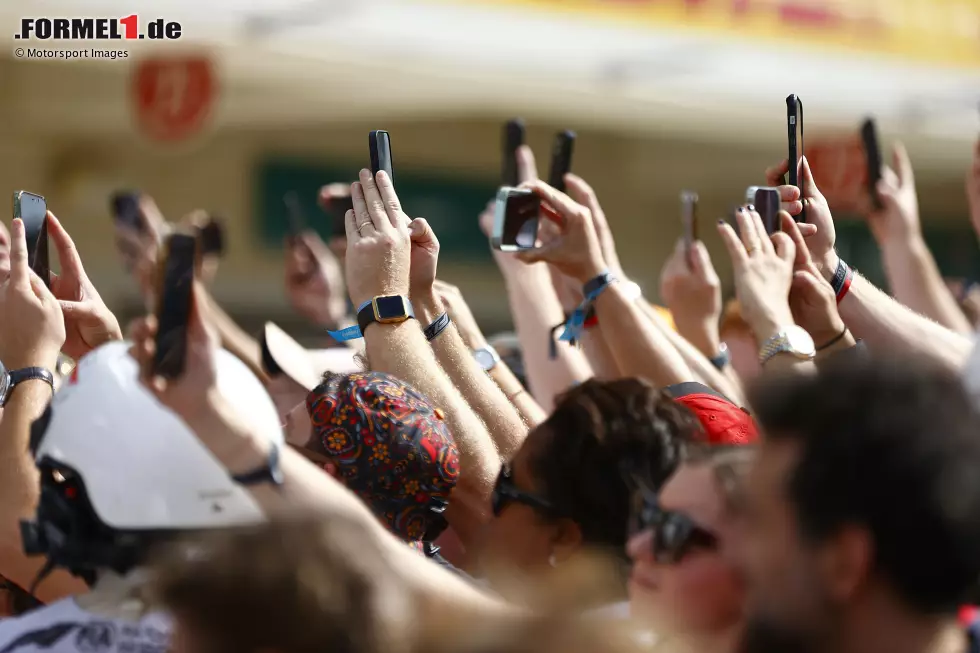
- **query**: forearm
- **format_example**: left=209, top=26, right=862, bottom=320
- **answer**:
left=880, top=237, right=973, bottom=335
left=591, top=284, right=692, bottom=388
left=201, top=290, right=269, bottom=384
left=415, top=294, right=527, bottom=461
left=839, top=273, right=973, bottom=372
left=581, top=331, right=622, bottom=380
left=488, top=365, right=547, bottom=427
left=365, top=321, right=498, bottom=545
left=502, top=265, right=592, bottom=411
left=639, top=303, right=746, bottom=404
left=0, top=380, right=86, bottom=601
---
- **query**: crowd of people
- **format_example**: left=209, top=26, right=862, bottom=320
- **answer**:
left=0, top=127, right=978, bottom=653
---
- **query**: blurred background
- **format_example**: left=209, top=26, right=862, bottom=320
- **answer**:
left=3, top=0, right=980, bottom=341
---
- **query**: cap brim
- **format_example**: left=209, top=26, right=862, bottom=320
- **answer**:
left=262, top=323, right=358, bottom=392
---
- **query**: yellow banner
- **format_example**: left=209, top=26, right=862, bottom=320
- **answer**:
left=452, top=0, right=980, bottom=68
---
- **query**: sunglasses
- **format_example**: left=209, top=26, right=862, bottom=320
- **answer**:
left=491, top=464, right=561, bottom=517
left=628, top=484, right=719, bottom=564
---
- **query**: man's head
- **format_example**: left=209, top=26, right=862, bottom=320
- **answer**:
left=739, top=356, right=980, bottom=653
left=306, top=372, right=459, bottom=542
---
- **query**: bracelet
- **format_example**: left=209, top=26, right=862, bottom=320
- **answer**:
left=423, top=312, right=452, bottom=342
left=816, top=326, right=849, bottom=351
left=709, top=343, right=730, bottom=370
left=830, top=258, right=853, bottom=304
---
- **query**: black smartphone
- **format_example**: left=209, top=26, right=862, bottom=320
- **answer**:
left=681, top=191, right=698, bottom=256
left=548, top=130, right=576, bottom=194
left=152, top=233, right=197, bottom=379
left=13, top=191, right=49, bottom=288
left=110, top=191, right=143, bottom=232
left=751, top=187, right=781, bottom=235
left=197, top=216, right=225, bottom=256
left=283, top=192, right=305, bottom=235
left=491, top=187, right=541, bottom=251
left=369, top=130, right=394, bottom=184
left=503, top=118, right=526, bottom=187
left=786, top=94, right=805, bottom=222
left=861, top=117, right=883, bottom=210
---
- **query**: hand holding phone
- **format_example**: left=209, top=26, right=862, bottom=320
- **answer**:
left=111, top=191, right=144, bottom=233
left=548, top=130, right=576, bottom=194
left=319, top=183, right=355, bottom=238
left=151, top=233, right=197, bottom=379
left=13, top=191, right=49, bottom=288
left=503, top=119, right=526, bottom=187
left=786, top=94, right=805, bottom=222
left=369, top=130, right=394, bottom=183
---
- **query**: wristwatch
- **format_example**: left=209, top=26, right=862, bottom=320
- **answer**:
left=473, top=345, right=501, bottom=372
left=0, top=361, right=55, bottom=407
left=758, top=326, right=816, bottom=366
left=356, top=295, right=416, bottom=335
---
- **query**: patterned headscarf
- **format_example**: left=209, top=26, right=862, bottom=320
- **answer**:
left=306, top=372, right=460, bottom=542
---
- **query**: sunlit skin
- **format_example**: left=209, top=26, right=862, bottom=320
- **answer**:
left=0, top=221, right=10, bottom=282
left=627, top=463, right=744, bottom=646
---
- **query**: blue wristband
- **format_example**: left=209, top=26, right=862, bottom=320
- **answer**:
left=559, top=271, right=616, bottom=344
left=327, top=300, right=372, bottom=341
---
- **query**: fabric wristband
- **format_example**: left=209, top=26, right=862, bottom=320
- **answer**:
left=830, top=258, right=853, bottom=304
left=326, top=300, right=373, bottom=341
left=556, top=272, right=616, bottom=350
left=423, top=312, right=452, bottom=342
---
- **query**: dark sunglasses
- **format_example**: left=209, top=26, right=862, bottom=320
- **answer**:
left=628, top=484, right=719, bottom=564
left=491, top=464, right=561, bottom=517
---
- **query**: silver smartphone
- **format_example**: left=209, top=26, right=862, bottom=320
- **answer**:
left=491, top=187, right=541, bottom=251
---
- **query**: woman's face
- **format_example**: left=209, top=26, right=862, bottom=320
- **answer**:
left=627, top=463, right=744, bottom=636
left=474, top=429, right=574, bottom=577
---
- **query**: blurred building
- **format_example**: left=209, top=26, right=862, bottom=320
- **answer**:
left=2, top=0, right=979, bottom=340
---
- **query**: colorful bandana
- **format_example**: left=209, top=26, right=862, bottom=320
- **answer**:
left=306, top=372, right=460, bottom=541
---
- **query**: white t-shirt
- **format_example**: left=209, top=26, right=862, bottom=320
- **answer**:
left=0, top=597, right=171, bottom=652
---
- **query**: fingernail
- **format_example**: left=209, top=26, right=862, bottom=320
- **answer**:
left=377, top=170, right=388, bottom=183
left=359, top=169, right=371, bottom=179
left=717, top=219, right=725, bottom=225
left=746, top=204, right=755, bottom=211
left=737, top=207, right=744, bottom=213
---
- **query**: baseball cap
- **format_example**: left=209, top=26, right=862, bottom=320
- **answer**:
left=665, top=381, right=758, bottom=446
left=306, top=372, right=460, bottom=541
left=261, top=322, right=360, bottom=391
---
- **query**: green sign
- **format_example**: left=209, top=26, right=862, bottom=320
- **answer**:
left=254, top=158, right=497, bottom=262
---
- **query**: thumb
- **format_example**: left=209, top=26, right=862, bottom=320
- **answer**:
left=690, top=240, right=713, bottom=277
left=410, top=218, right=440, bottom=250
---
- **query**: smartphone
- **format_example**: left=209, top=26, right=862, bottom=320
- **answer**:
left=13, top=191, right=49, bottom=288
left=151, top=233, right=197, bottom=379
left=786, top=94, right=805, bottom=222
left=502, top=119, right=526, bottom=187
left=283, top=192, right=305, bottom=235
left=259, top=330, right=284, bottom=377
left=369, top=130, right=394, bottom=184
left=491, top=187, right=541, bottom=252
left=861, top=117, right=883, bottom=210
left=110, top=191, right=143, bottom=232
left=750, top=187, right=781, bottom=235
left=548, top=130, right=576, bottom=194
left=326, top=195, right=354, bottom=238
left=197, top=216, right=225, bottom=256
left=681, top=191, right=698, bottom=255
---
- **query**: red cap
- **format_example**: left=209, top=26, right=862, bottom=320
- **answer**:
left=666, top=382, right=759, bottom=446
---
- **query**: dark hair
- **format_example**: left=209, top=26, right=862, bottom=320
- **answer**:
left=153, top=516, right=400, bottom=653
left=750, top=355, right=980, bottom=614
left=526, top=378, right=698, bottom=557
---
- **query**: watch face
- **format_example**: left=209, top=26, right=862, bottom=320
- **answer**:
left=785, top=326, right=816, bottom=357
left=374, top=295, right=408, bottom=321
left=474, top=349, right=494, bottom=371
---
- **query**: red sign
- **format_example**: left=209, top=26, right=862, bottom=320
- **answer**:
left=133, top=56, right=215, bottom=142
left=805, top=135, right=869, bottom=214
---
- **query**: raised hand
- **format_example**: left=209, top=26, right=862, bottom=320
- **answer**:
left=344, top=169, right=412, bottom=307
left=514, top=181, right=607, bottom=283
left=717, top=207, right=796, bottom=343
left=866, top=142, right=921, bottom=246
left=47, top=212, right=122, bottom=360
left=434, top=280, right=487, bottom=350
left=0, top=220, right=65, bottom=371
left=284, top=231, right=348, bottom=329
left=408, top=218, right=440, bottom=300
left=659, top=238, right=722, bottom=353
left=765, top=156, right=837, bottom=281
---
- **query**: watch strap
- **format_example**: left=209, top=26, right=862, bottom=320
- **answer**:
left=353, top=297, right=416, bottom=336
left=709, top=343, right=730, bottom=371
left=9, top=368, right=54, bottom=390
left=423, top=312, right=452, bottom=342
